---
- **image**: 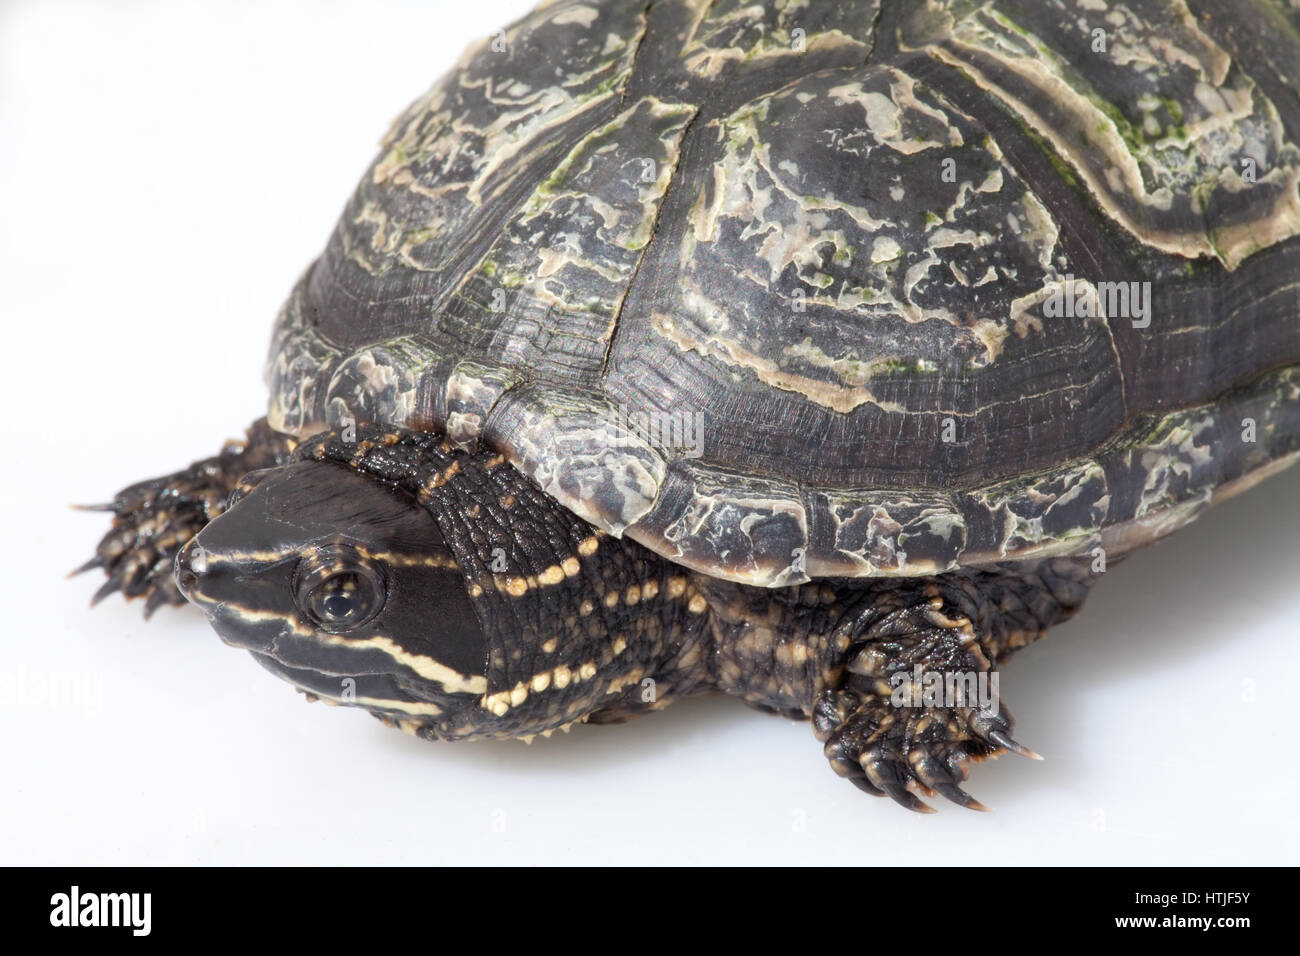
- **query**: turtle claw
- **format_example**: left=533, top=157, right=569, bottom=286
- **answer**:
left=143, top=586, right=174, bottom=619
left=819, top=686, right=1009, bottom=813
left=91, top=574, right=123, bottom=607
left=910, top=748, right=990, bottom=811
left=863, top=754, right=937, bottom=813
left=933, top=783, right=990, bottom=812
left=987, top=729, right=1041, bottom=760
left=68, top=556, right=103, bottom=578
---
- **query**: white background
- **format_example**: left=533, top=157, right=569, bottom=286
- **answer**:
left=1, top=0, right=1297, bottom=865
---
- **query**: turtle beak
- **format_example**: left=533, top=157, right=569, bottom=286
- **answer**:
left=173, top=531, right=288, bottom=653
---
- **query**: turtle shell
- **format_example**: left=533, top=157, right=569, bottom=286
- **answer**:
left=265, top=0, right=1300, bottom=586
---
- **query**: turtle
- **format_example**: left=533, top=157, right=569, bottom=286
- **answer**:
left=80, top=0, right=1300, bottom=812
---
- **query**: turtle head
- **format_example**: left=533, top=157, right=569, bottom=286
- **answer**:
left=175, top=459, right=489, bottom=731
left=176, top=426, right=687, bottom=742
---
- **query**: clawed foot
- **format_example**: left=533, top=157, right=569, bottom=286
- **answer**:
left=814, top=599, right=1038, bottom=813
left=73, top=419, right=294, bottom=616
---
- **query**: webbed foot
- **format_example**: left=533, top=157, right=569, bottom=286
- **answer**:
left=814, top=599, right=1036, bottom=813
left=74, top=418, right=294, bottom=616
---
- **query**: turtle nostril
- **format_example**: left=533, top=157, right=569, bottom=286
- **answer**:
left=175, top=539, right=210, bottom=601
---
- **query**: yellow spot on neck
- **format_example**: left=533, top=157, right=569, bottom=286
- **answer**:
left=423, top=459, right=461, bottom=490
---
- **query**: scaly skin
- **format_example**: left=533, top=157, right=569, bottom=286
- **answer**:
left=682, top=559, right=1095, bottom=811
left=75, top=419, right=294, bottom=615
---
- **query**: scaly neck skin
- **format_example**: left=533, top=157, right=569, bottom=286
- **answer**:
left=307, top=426, right=718, bottom=739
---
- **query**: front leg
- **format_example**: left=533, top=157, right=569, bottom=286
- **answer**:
left=814, top=561, right=1094, bottom=812
left=74, top=418, right=295, bottom=615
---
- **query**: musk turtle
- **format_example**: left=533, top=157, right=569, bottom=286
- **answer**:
left=82, top=0, right=1300, bottom=811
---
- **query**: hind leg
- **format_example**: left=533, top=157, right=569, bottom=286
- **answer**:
left=815, top=559, right=1095, bottom=812
left=74, top=418, right=294, bottom=616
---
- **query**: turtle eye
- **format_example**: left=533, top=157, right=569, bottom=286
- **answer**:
left=294, top=546, right=385, bottom=632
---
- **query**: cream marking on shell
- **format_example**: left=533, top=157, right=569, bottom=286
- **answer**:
left=904, top=0, right=1300, bottom=268
left=681, top=0, right=877, bottom=77
left=663, top=66, right=1067, bottom=412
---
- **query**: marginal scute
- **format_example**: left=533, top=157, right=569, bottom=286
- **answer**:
left=265, top=273, right=339, bottom=438
left=628, top=462, right=810, bottom=587
left=324, top=340, right=430, bottom=431
left=804, top=490, right=967, bottom=577
left=443, top=360, right=520, bottom=451
left=484, top=384, right=666, bottom=536
left=966, top=460, right=1109, bottom=560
